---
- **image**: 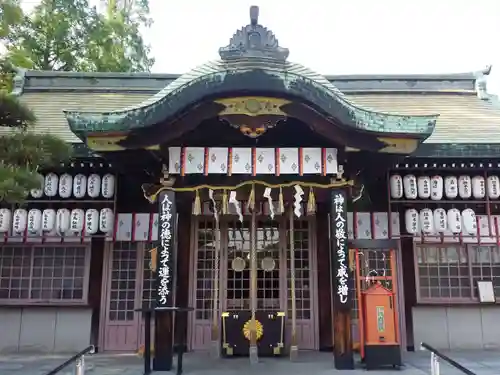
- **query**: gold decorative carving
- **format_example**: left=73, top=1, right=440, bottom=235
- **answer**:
left=215, top=97, right=290, bottom=117
left=86, top=135, right=160, bottom=152
left=377, top=137, right=419, bottom=154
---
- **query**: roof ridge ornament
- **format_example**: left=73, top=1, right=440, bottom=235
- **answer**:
left=219, top=6, right=289, bottom=62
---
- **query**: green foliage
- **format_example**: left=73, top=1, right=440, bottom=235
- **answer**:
left=3, top=0, right=154, bottom=72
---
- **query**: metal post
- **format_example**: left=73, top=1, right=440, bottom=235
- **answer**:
left=289, top=206, right=298, bottom=361
left=75, top=355, right=85, bottom=375
left=431, top=352, right=440, bottom=375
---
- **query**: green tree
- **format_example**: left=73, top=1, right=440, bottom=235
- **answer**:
left=0, top=2, right=72, bottom=204
left=3, top=0, right=154, bottom=72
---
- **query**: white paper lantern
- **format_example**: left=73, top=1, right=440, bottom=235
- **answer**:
left=447, top=208, right=462, bottom=234
left=444, top=176, right=458, bottom=199
left=458, top=175, right=472, bottom=199
left=56, top=209, right=71, bottom=235
left=419, top=208, right=434, bottom=233
left=405, top=209, right=419, bottom=234
left=69, top=209, right=85, bottom=232
left=101, top=174, right=115, bottom=199
left=417, top=176, right=431, bottom=199
left=471, top=176, right=486, bottom=199
left=462, top=209, right=477, bottom=235
left=30, top=174, right=44, bottom=198
left=85, top=209, right=99, bottom=234
left=487, top=176, right=500, bottom=199
left=73, top=174, right=87, bottom=199
left=58, top=173, right=73, bottom=199
left=433, top=208, right=447, bottom=233
left=41, top=209, right=56, bottom=231
left=403, top=175, right=417, bottom=200
left=389, top=175, right=403, bottom=199
left=12, top=208, right=27, bottom=233
left=27, top=209, right=42, bottom=233
left=87, top=174, right=101, bottom=198
left=99, top=208, right=114, bottom=233
left=44, top=173, right=59, bottom=197
left=0, top=208, right=12, bottom=232
left=430, top=176, right=443, bottom=201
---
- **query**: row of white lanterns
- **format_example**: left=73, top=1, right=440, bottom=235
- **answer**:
left=0, top=208, right=114, bottom=235
left=405, top=208, right=477, bottom=235
left=30, top=173, right=115, bottom=199
left=390, top=175, right=499, bottom=200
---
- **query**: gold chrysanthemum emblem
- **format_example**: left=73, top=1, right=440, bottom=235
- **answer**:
left=242, top=319, right=263, bottom=341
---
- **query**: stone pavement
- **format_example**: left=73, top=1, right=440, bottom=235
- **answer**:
left=0, top=350, right=499, bottom=375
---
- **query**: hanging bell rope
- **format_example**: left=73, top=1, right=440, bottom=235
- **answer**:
left=278, top=186, right=284, bottom=215
left=307, top=188, right=316, bottom=216
left=192, top=190, right=201, bottom=215
left=222, top=189, right=228, bottom=215
left=247, top=184, right=255, bottom=211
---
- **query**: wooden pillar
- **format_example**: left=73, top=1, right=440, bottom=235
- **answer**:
left=330, top=189, right=354, bottom=370
left=153, top=190, right=177, bottom=371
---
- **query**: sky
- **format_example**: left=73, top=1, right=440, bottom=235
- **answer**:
left=21, top=0, right=500, bottom=93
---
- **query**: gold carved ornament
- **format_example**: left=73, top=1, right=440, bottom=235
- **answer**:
left=243, top=319, right=264, bottom=341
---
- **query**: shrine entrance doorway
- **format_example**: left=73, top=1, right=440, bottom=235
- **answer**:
left=188, top=212, right=319, bottom=352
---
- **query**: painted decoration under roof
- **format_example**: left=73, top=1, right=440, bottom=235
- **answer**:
left=99, top=208, right=114, bottom=233
left=87, top=174, right=101, bottom=198
left=12, top=209, right=27, bottom=233
left=27, top=209, right=42, bottom=233
left=69, top=209, right=84, bottom=232
left=430, top=176, right=444, bottom=201
left=462, top=209, right=477, bottom=235
left=101, top=174, right=115, bottom=199
left=0, top=208, right=11, bottom=232
left=56, top=209, right=71, bottom=235
left=85, top=209, right=99, bottom=235
left=487, top=176, right=500, bottom=199
left=389, top=175, right=403, bottom=199
left=42, top=209, right=56, bottom=231
left=433, top=208, right=447, bottom=233
left=403, top=175, right=417, bottom=200
left=405, top=209, right=419, bottom=234
left=447, top=208, right=462, bottom=234
left=73, top=174, right=87, bottom=199
left=30, top=174, right=44, bottom=198
left=472, top=176, right=486, bottom=199
left=444, top=176, right=458, bottom=199
left=58, top=173, right=73, bottom=199
left=44, top=173, right=59, bottom=197
left=458, top=175, right=472, bottom=199
left=417, top=176, right=431, bottom=199
left=419, top=208, right=434, bottom=233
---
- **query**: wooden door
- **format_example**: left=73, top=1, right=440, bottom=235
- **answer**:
left=102, top=241, right=141, bottom=351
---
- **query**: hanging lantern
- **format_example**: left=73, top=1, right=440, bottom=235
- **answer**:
left=430, top=175, right=443, bottom=201
left=42, top=209, right=56, bottom=232
left=0, top=208, right=12, bottom=232
left=73, top=174, right=87, bottom=199
left=417, top=176, right=431, bottom=199
left=404, top=209, right=419, bottom=234
left=27, top=209, right=42, bottom=233
left=44, top=173, right=59, bottom=197
left=419, top=208, right=434, bottom=234
left=471, top=176, right=486, bottom=199
left=461, top=208, right=477, bottom=235
left=458, top=175, right=472, bottom=199
left=56, top=209, right=71, bottom=235
left=58, top=173, right=73, bottom=199
left=69, top=209, right=85, bottom=232
left=13, top=208, right=28, bottom=233
left=433, top=208, right=447, bottom=233
left=30, top=174, right=44, bottom=198
left=447, top=208, right=462, bottom=234
left=99, top=208, right=114, bottom=233
left=444, top=176, right=458, bottom=199
left=403, top=175, right=417, bottom=199
left=389, top=175, right=403, bottom=199
left=85, top=209, right=99, bottom=235
left=101, top=174, right=115, bottom=199
left=87, top=174, right=101, bottom=198
left=487, top=176, right=500, bottom=199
